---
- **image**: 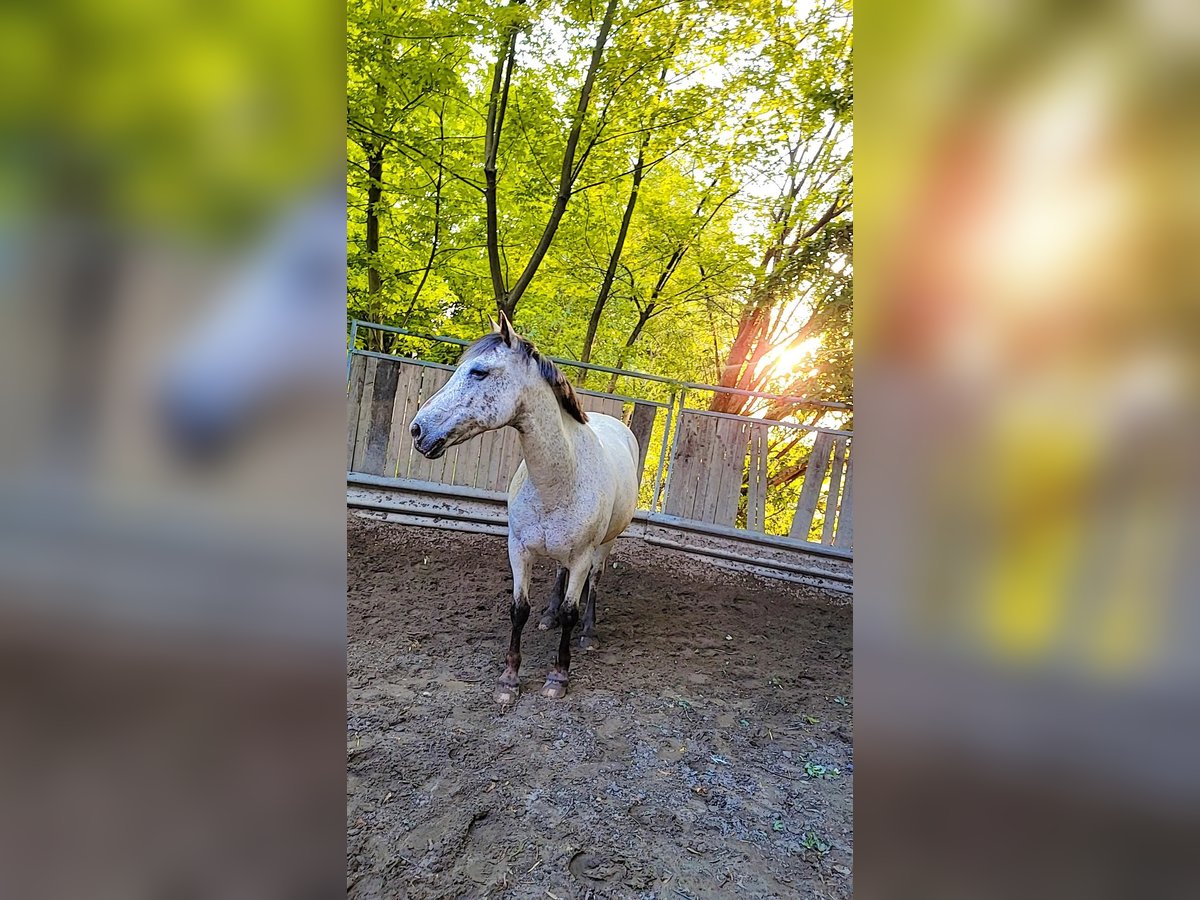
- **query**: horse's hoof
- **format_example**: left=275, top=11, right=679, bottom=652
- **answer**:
left=540, top=674, right=569, bottom=699
left=537, top=613, right=558, bottom=631
left=494, top=674, right=520, bottom=705
left=579, top=634, right=599, bottom=652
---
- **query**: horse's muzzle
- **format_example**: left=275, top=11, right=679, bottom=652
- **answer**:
left=410, top=417, right=450, bottom=458
left=415, top=437, right=446, bottom=459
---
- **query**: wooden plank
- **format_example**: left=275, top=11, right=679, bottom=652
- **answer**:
left=714, top=418, right=752, bottom=528
left=695, top=415, right=729, bottom=524
left=821, top=436, right=848, bottom=545
left=484, top=427, right=508, bottom=492
left=450, top=430, right=484, bottom=488
left=666, top=411, right=717, bottom=522
left=663, top=412, right=705, bottom=519
left=832, top=449, right=853, bottom=549
left=627, top=402, right=657, bottom=488
left=420, top=368, right=454, bottom=484
left=346, top=354, right=367, bottom=469
left=481, top=427, right=507, bottom=492
left=358, top=358, right=399, bottom=476
left=745, top=423, right=769, bottom=532
left=407, top=367, right=445, bottom=483
left=351, top=356, right=378, bottom=473
left=385, top=361, right=422, bottom=478
left=790, top=431, right=834, bottom=541
left=469, top=429, right=495, bottom=490
left=498, top=427, right=524, bottom=493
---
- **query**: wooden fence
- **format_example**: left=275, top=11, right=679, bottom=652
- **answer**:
left=347, top=350, right=852, bottom=552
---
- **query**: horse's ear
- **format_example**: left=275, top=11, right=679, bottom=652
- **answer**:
left=487, top=314, right=499, bottom=333
left=497, top=309, right=514, bottom=346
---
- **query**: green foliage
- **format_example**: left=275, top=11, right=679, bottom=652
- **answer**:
left=801, top=831, right=832, bottom=855
left=347, top=0, right=853, bottom=398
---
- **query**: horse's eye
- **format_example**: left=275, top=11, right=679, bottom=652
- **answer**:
left=469, top=367, right=489, bottom=380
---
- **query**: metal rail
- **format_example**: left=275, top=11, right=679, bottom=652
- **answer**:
left=348, top=318, right=852, bottom=411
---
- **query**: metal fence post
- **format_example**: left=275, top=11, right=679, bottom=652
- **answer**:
left=653, top=388, right=687, bottom=514
left=346, top=319, right=360, bottom=383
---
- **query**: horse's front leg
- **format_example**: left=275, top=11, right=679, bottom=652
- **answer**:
left=495, top=544, right=533, bottom=705
left=540, top=557, right=590, bottom=699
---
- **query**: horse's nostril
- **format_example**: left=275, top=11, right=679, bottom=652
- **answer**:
left=410, top=421, right=422, bottom=440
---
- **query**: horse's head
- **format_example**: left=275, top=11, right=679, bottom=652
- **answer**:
left=410, top=312, right=585, bottom=459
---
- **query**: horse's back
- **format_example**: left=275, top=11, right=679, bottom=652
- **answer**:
left=587, top=413, right=639, bottom=470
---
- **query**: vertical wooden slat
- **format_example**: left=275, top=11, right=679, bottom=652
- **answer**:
left=745, top=423, right=769, bottom=532
left=346, top=354, right=367, bottom=469
left=714, top=419, right=751, bottom=527
left=821, top=436, right=849, bottom=545
left=358, top=358, right=399, bottom=476
left=482, top=426, right=508, bottom=491
left=500, top=428, right=524, bottom=492
left=470, top=429, right=496, bottom=490
left=790, top=431, right=834, bottom=541
left=690, top=415, right=715, bottom=522
left=627, top=402, right=657, bottom=488
left=663, top=411, right=703, bottom=519
left=450, top=432, right=484, bottom=487
left=696, top=416, right=730, bottom=523
left=385, top=361, right=422, bottom=478
left=407, top=367, right=448, bottom=483
left=832, top=448, right=854, bottom=549
left=420, top=368, right=454, bottom=484
left=351, top=356, right=379, bottom=473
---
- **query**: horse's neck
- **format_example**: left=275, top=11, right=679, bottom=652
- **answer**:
left=515, top=385, right=581, bottom=505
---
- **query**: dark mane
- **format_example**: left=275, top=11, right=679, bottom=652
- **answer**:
left=463, top=332, right=589, bottom=424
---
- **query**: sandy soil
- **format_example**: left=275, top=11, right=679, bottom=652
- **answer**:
left=347, top=514, right=852, bottom=899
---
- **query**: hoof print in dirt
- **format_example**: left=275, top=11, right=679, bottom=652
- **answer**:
left=494, top=684, right=519, bottom=704
left=568, top=850, right=628, bottom=889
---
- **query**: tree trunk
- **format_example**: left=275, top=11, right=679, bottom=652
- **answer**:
left=502, top=0, right=619, bottom=319
left=579, top=137, right=648, bottom=381
left=366, top=142, right=383, bottom=351
left=403, top=103, right=446, bottom=327
left=604, top=304, right=655, bottom=393
left=485, top=17, right=520, bottom=315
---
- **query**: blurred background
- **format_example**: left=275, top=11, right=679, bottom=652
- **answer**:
left=3, top=0, right=1200, bottom=895
left=858, top=0, right=1200, bottom=897
left=0, top=0, right=346, bottom=896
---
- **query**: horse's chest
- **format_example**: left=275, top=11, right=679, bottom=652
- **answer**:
left=510, top=501, right=602, bottom=560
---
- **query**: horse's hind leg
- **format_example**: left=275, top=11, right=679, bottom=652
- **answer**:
left=541, top=558, right=589, bottom=699
left=537, top=566, right=567, bottom=631
left=579, top=541, right=614, bottom=652
left=579, top=578, right=599, bottom=652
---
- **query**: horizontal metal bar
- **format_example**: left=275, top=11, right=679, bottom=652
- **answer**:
left=349, top=474, right=854, bottom=562
left=347, top=496, right=507, bottom=531
left=677, top=382, right=853, bottom=409
left=349, top=319, right=851, bottom=412
left=348, top=472, right=507, bottom=504
left=578, top=388, right=668, bottom=408
left=350, top=319, right=474, bottom=346
left=348, top=349, right=456, bottom=371
left=675, top=405, right=853, bottom=436
left=346, top=482, right=852, bottom=591
left=644, top=511, right=854, bottom=560
left=642, top=534, right=854, bottom=586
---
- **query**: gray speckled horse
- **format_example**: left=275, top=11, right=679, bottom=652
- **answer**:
left=410, top=313, right=639, bottom=702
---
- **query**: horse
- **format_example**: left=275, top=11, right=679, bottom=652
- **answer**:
left=409, top=312, right=640, bottom=702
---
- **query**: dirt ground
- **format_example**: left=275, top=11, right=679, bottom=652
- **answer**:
left=347, top=514, right=852, bottom=899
